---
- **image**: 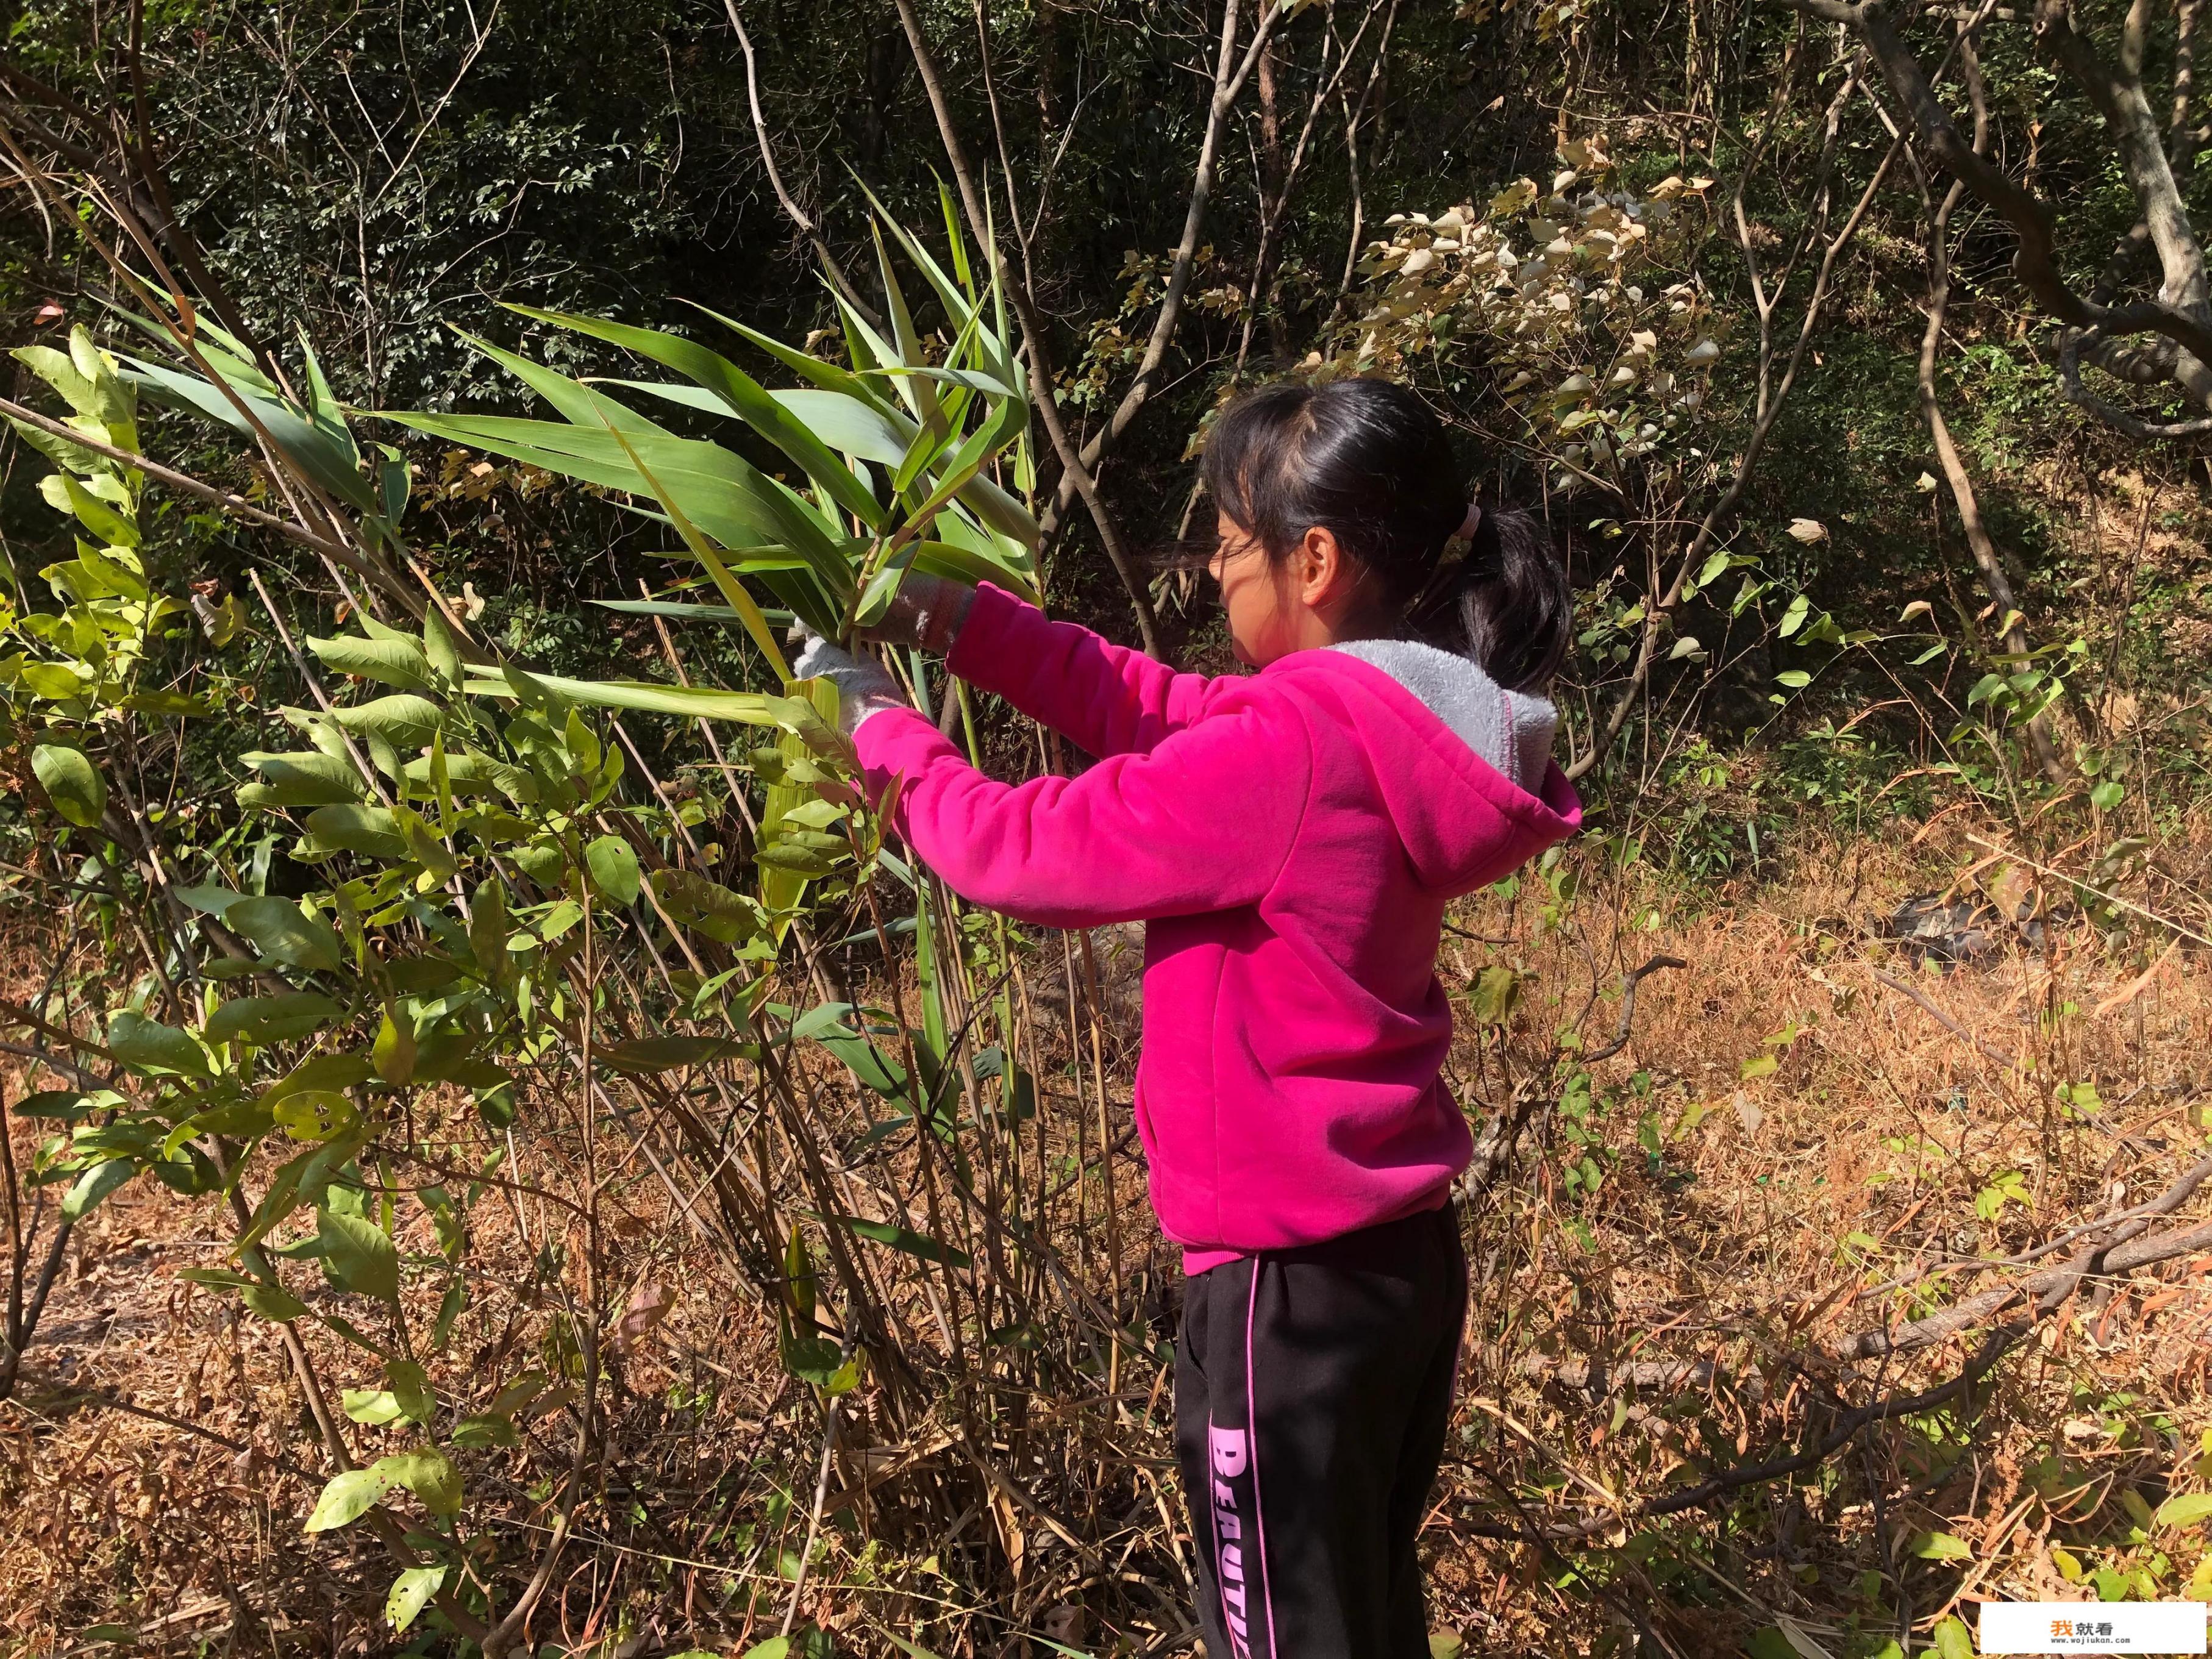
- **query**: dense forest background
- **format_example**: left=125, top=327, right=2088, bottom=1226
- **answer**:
left=2, top=0, right=2211, bottom=1653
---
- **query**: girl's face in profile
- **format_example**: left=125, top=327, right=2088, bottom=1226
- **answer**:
left=1209, top=512, right=1304, bottom=667
left=1209, top=510, right=1372, bottom=666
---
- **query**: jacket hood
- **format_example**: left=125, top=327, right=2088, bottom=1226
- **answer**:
left=1266, top=646, right=1583, bottom=893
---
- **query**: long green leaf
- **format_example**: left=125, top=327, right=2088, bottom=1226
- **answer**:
left=837, top=1215, right=971, bottom=1268
left=506, top=306, right=883, bottom=530
left=910, top=538, right=1040, bottom=604
left=680, top=299, right=891, bottom=410
left=596, top=418, right=797, bottom=677
left=118, top=355, right=377, bottom=513
left=870, top=221, right=940, bottom=429
left=452, top=328, right=674, bottom=435
left=586, top=598, right=796, bottom=626
left=379, top=413, right=851, bottom=620
left=465, top=670, right=780, bottom=723
left=865, top=180, right=1020, bottom=393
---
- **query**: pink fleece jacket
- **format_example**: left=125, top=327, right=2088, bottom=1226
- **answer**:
left=852, top=585, right=1582, bottom=1273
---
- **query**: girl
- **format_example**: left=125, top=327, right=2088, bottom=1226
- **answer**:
left=796, top=377, right=1581, bottom=1658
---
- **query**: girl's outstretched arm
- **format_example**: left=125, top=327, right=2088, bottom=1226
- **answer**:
left=947, top=584, right=1218, bottom=760
left=853, top=693, right=1313, bottom=927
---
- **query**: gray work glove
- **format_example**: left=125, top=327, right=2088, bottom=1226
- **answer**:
left=789, top=633, right=910, bottom=736
left=855, top=573, right=977, bottom=653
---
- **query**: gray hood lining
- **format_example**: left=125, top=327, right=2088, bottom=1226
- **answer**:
left=1327, top=638, right=1558, bottom=794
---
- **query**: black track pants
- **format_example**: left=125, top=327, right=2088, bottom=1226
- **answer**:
left=1173, top=1205, right=1469, bottom=1659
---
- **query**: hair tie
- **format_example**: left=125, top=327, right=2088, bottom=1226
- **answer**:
left=1408, top=502, right=1485, bottom=619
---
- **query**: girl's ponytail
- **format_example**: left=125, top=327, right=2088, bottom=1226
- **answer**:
left=1415, top=505, right=1574, bottom=694
left=1202, top=377, right=1574, bottom=695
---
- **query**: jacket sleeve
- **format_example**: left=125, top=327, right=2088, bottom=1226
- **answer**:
left=947, top=583, right=1218, bottom=758
left=851, top=694, right=1313, bottom=927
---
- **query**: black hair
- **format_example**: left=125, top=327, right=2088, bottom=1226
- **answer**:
left=1199, top=378, right=1572, bottom=694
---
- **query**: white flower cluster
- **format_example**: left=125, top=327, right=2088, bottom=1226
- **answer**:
left=1327, top=140, right=1724, bottom=489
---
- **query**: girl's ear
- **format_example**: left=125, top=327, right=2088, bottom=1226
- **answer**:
left=1296, top=524, right=1354, bottom=607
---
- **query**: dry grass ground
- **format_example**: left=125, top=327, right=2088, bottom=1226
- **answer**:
left=1, top=804, right=2208, bottom=1659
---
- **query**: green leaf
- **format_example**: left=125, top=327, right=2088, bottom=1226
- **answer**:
left=107, top=1010, right=212, bottom=1077
left=373, top=1010, right=418, bottom=1086
left=391, top=803, right=457, bottom=884
left=387, top=1358, right=435, bottom=1424
left=176, top=1267, right=257, bottom=1291
left=302, top=804, right=409, bottom=860
left=238, top=750, right=365, bottom=808
left=1467, top=966, right=1521, bottom=1028
left=652, top=869, right=766, bottom=944
left=204, top=993, right=343, bottom=1047
left=466, top=669, right=777, bottom=725
left=119, top=354, right=376, bottom=515
left=2155, top=1491, right=2212, bottom=1529
left=342, top=1387, right=408, bottom=1425
left=451, top=1412, right=520, bottom=1448
left=373, top=1450, right=463, bottom=1517
left=40, top=471, right=138, bottom=546
left=837, top=1215, right=971, bottom=1268
left=423, top=606, right=465, bottom=687
left=585, top=834, right=641, bottom=907
left=121, top=688, right=212, bottom=718
left=329, top=694, right=444, bottom=749
left=2090, top=779, right=2125, bottom=811
left=1931, top=1616, right=1972, bottom=1659
left=227, top=897, right=346, bottom=972
left=793, top=1003, right=906, bottom=1094
left=242, top=1282, right=310, bottom=1322
left=30, top=744, right=107, bottom=829
left=309, top=634, right=437, bottom=693
left=318, top=1207, right=401, bottom=1303
left=537, top=900, right=583, bottom=942
left=1772, top=669, right=1812, bottom=690
left=174, top=885, right=248, bottom=918
left=62, top=1159, right=136, bottom=1221
left=381, top=412, right=848, bottom=627
left=384, top=1564, right=446, bottom=1633
left=506, top=305, right=886, bottom=530
left=1912, top=1530, right=1974, bottom=1561
left=467, top=879, right=511, bottom=977
left=270, top=1090, right=359, bottom=1141
left=13, top=340, right=105, bottom=423
left=594, top=1035, right=757, bottom=1074
left=264, top=1052, right=376, bottom=1103
left=13, top=1089, right=95, bottom=1121
left=587, top=596, right=798, bottom=628
left=303, top=1468, right=385, bottom=1533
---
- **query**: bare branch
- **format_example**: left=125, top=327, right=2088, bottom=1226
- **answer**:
left=1912, top=27, right=2069, bottom=780
left=1038, top=0, right=1297, bottom=538
left=1580, top=955, right=1689, bottom=1065
left=886, top=0, right=1166, bottom=655
left=721, top=0, right=881, bottom=325
left=1774, top=0, right=2212, bottom=419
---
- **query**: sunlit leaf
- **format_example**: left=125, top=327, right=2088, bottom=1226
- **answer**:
left=303, top=1468, right=386, bottom=1533
left=30, top=744, right=106, bottom=829
left=318, top=1207, right=401, bottom=1302
left=384, top=1565, right=446, bottom=1633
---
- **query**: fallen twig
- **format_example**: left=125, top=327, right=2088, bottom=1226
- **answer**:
left=1871, top=970, right=2020, bottom=1068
